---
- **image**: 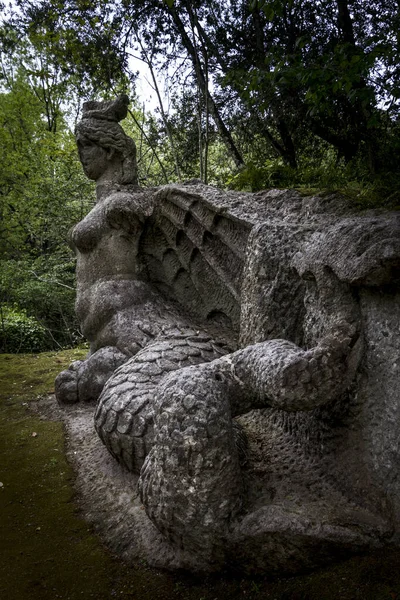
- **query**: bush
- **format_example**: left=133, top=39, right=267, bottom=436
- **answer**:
left=0, top=304, right=48, bottom=353
left=227, top=160, right=295, bottom=191
left=0, top=254, right=81, bottom=350
left=226, top=153, right=400, bottom=210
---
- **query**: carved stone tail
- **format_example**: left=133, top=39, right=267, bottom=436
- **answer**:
left=94, top=332, right=229, bottom=473
left=139, top=364, right=243, bottom=568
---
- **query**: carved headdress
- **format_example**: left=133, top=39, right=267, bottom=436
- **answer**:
left=76, top=95, right=138, bottom=185
left=82, top=94, right=130, bottom=122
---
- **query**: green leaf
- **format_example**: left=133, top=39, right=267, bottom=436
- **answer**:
left=261, top=5, right=275, bottom=21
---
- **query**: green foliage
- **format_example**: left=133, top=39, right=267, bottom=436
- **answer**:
left=0, top=304, right=48, bottom=353
left=0, top=35, right=94, bottom=350
left=0, top=253, right=82, bottom=351
left=7, top=0, right=400, bottom=185
left=228, top=160, right=293, bottom=191
left=0, top=72, right=94, bottom=258
left=228, top=152, right=400, bottom=209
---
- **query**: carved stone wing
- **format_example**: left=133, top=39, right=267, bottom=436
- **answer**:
left=139, top=184, right=253, bottom=336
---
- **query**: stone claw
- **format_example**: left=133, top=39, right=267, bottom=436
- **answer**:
left=55, top=361, right=83, bottom=404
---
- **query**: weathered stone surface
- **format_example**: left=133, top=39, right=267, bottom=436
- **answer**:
left=56, top=96, right=400, bottom=575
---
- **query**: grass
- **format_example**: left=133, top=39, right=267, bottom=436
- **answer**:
left=1, top=349, right=400, bottom=599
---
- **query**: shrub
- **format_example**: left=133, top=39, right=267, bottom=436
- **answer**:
left=0, top=255, right=81, bottom=350
left=0, top=304, right=48, bottom=353
left=227, top=160, right=295, bottom=191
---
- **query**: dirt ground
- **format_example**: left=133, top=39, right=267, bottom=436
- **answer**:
left=1, top=350, right=400, bottom=600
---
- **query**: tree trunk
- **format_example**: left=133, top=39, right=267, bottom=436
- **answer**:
left=337, top=0, right=356, bottom=44
left=128, top=108, right=170, bottom=184
left=276, top=119, right=297, bottom=169
left=134, top=32, right=182, bottom=180
left=167, top=4, right=245, bottom=168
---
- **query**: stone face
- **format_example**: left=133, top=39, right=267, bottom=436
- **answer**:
left=55, top=97, right=400, bottom=574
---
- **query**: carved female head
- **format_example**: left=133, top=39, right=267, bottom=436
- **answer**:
left=75, top=95, right=138, bottom=185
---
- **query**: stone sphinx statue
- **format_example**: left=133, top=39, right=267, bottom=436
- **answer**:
left=56, top=95, right=229, bottom=407
left=56, top=96, right=400, bottom=574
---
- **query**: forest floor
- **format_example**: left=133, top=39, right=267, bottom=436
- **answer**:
left=1, top=349, right=400, bottom=600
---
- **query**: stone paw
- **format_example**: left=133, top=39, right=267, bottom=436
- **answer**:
left=55, top=361, right=83, bottom=404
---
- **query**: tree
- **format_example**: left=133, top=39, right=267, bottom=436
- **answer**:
left=9, top=0, right=400, bottom=176
left=0, top=60, right=93, bottom=258
left=215, top=0, right=400, bottom=170
left=0, top=31, right=94, bottom=348
left=9, top=0, right=246, bottom=172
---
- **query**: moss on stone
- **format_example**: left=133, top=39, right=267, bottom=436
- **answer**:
left=1, top=349, right=400, bottom=599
